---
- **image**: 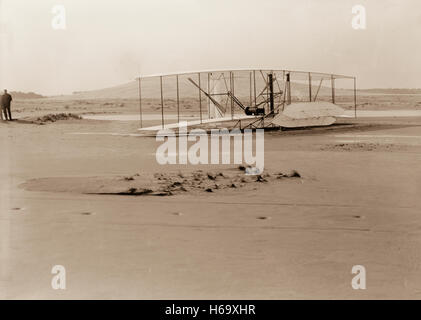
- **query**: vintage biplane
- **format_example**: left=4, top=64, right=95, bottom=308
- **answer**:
left=135, top=69, right=357, bottom=133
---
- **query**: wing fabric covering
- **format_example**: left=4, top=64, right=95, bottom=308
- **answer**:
left=209, top=73, right=225, bottom=119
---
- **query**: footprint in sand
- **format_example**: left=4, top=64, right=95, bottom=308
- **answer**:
left=81, top=212, right=95, bottom=216
left=257, top=216, right=271, bottom=220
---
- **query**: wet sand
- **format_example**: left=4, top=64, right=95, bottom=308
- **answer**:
left=1, top=115, right=421, bottom=299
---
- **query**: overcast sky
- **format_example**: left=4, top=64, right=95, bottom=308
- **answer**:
left=0, top=0, right=420, bottom=95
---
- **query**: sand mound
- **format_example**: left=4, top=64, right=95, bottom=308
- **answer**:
left=31, top=113, right=82, bottom=124
left=21, top=167, right=302, bottom=196
left=283, top=102, right=345, bottom=119
left=271, top=114, right=336, bottom=128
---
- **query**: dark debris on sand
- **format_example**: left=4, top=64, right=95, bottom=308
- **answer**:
left=106, top=167, right=302, bottom=197
left=32, top=113, right=82, bottom=125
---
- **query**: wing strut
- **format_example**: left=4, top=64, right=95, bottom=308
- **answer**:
left=187, top=77, right=226, bottom=114
left=226, top=91, right=246, bottom=111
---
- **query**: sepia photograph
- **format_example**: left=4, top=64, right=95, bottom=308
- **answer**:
left=1, top=0, right=421, bottom=307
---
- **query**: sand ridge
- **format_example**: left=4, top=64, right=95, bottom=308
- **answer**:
left=20, top=167, right=302, bottom=196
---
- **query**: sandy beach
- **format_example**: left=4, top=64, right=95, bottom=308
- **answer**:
left=2, top=100, right=421, bottom=299
left=2, top=0, right=421, bottom=308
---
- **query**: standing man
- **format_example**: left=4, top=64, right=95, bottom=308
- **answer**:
left=1, top=89, right=13, bottom=121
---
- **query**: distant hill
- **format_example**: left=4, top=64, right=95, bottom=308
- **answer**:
left=359, top=88, right=421, bottom=94
left=49, top=78, right=421, bottom=102
left=10, top=91, right=45, bottom=99
left=54, top=77, right=354, bottom=101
